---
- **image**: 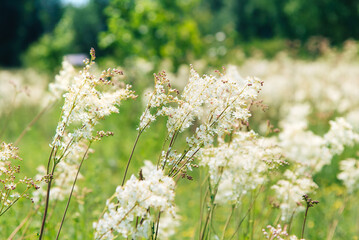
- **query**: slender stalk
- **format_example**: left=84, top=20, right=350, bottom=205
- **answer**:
left=122, top=130, right=142, bottom=186
left=38, top=162, right=57, bottom=240
left=56, top=142, right=92, bottom=240
left=221, top=205, right=235, bottom=240
left=0, top=189, right=29, bottom=217
left=301, top=206, right=309, bottom=239
left=287, top=209, right=297, bottom=235
left=8, top=205, right=40, bottom=239
left=229, top=186, right=263, bottom=240
left=170, top=148, right=200, bottom=177
left=154, top=212, right=161, bottom=240
left=14, top=103, right=52, bottom=145
left=326, top=195, right=349, bottom=240
left=250, top=190, right=256, bottom=240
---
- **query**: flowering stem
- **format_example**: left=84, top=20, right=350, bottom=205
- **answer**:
left=301, top=195, right=319, bottom=239
left=55, top=142, right=92, bottom=240
left=0, top=188, right=29, bottom=216
left=221, top=205, right=235, bottom=240
left=301, top=205, right=309, bottom=239
left=122, top=130, right=143, bottom=186
left=154, top=211, right=161, bottom=240
left=170, top=147, right=200, bottom=177
left=39, top=161, right=57, bottom=240
left=229, top=186, right=263, bottom=240
left=287, top=208, right=297, bottom=235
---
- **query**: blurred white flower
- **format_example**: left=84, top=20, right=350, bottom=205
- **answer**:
left=338, top=158, right=359, bottom=193
left=94, top=161, right=176, bottom=239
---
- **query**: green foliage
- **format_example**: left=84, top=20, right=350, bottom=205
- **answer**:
left=0, top=0, right=62, bottom=66
left=23, top=1, right=109, bottom=73
left=100, top=0, right=204, bottom=67
left=22, top=9, right=76, bottom=72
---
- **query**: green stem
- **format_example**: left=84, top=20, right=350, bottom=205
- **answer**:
left=301, top=205, right=309, bottom=239
left=55, top=142, right=92, bottom=240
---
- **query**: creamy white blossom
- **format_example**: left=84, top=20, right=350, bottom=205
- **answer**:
left=278, top=105, right=359, bottom=173
left=45, top=59, right=76, bottom=104
left=199, top=131, right=283, bottom=204
left=271, top=170, right=317, bottom=221
left=324, top=118, right=359, bottom=155
left=337, top=158, right=359, bottom=193
left=158, top=66, right=263, bottom=173
left=51, top=54, right=135, bottom=151
left=94, top=161, right=176, bottom=239
left=262, top=224, right=303, bottom=240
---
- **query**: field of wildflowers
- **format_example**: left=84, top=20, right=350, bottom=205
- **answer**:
left=1, top=44, right=359, bottom=239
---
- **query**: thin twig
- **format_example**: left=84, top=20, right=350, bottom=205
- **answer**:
left=221, top=205, right=235, bottom=240
left=122, top=130, right=142, bottom=186
left=8, top=205, right=40, bottom=239
left=39, top=161, right=57, bottom=240
left=55, top=142, right=92, bottom=240
left=14, top=103, right=52, bottom=145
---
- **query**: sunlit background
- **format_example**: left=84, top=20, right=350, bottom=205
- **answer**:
left=1, top=0, right=359, bottom=239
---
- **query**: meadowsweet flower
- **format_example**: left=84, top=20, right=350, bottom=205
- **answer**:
left=138, top=72, right=179, bottom=131
left=0, top=142, right=20, bottom=161
left=199, top=131, right=283, bottom=204
left=262, top=224, right=288, bottom=239
left=45, top=59, right=76, bottom=104
left=51, top=51, right=136, bottom=149
left=278, top=106, right=359, bottom=173
left=0, top=142, right=41, bottom=214
left=337, top=158, right=359, bottom=193
left=0, top=69, right=47, bottom=115
left=262, top=224, right=303, bottom=240
left=160, top=66, right=263, bottom=174
left=157, top=208, right=180, bottom=239
left=324, top=118, right=359, bottom=155
left=271, top=170, right=317, bottom=221
left=94, top=161, right=176, bottom=239
left=279, top=122, right=331, bottom=173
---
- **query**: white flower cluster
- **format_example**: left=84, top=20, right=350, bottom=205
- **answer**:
left=157, top=208, right=181, bottom=240
left=138, top=71, right=178, bottom=131
left=94, top=161, right=177, bottom=239
left=239, top=45, right=359, bottom=117
left=262, top=224, right=303, bottom=240
left=324, top=118, right=359, bottom=155
left=45, top=59, right=76, bottom=104
left=52, top=53, right=135, bottom=148
left=0, top=68, right=47, bottom=115
left=0, top=142, right=40, bottom=211
left=149, top=66, right=263, bottom=172
left=166, top=65, right=261, bottom=137
left=199, top=131, right=283, bottom=204
left=279, top=104, right=359, bottom=173
left=0, top=142, right=20, bottom=161
left=337, top=158, right=359, bottom=194
left=271, top=170, right=317, bottom=221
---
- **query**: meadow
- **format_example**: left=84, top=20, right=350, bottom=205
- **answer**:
left=1, top=43, right=359, bottom=240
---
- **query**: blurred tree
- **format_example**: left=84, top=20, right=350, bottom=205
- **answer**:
left=206, top=0, right=359, bottom=43
left=23, top=0, right=109, bottom=72
left=0, top=0, right=62, bottom=67
left=100, top=0, right=204, bottom=67
left=23, top=8, right=76, bottom=72
left=282, top=0, right=359, bottom=43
